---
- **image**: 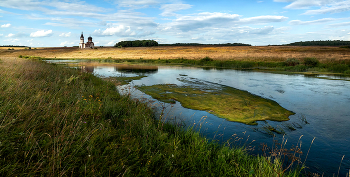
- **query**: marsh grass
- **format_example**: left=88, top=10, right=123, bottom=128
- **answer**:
left=260, top=136, right=307, bottom=177
left=0, top=57, right=303, bottom=176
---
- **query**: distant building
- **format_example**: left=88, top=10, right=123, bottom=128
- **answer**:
left=79, top=32, right=94, bottom=49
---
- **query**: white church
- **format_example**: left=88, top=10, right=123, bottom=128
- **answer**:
left=79, top=32, right=94, bottom=49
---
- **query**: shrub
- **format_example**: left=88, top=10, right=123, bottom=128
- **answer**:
left=284, top=58, right=300, bottom=66
left=200, top=56, right=213, bottom=62
left=330, top=64, right=349, bottom=73
left=19, top=55, right=23, bottom=58
left=284, top=65, right=308, bottom=72
left=303, top=58, right=319, bottom=67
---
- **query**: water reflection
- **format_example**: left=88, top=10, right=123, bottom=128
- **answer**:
left=81, top=66, right=95, bottom=73
left=48, top=60, right=159, bottom=75
left=114, top=65, right=158, bottom=74
left=46, top=60, right=350, bottom=176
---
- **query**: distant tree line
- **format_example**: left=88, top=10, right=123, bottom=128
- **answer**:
left=115, top=40, right=158, bottom=47
left=1, top=45, right=28, bottom=47
left=279, top=40, right=350, bottom=46
left=159, top=43, right=251, bottom=46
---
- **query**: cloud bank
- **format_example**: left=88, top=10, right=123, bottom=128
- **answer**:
left=30, top=30, right=53, bottom=37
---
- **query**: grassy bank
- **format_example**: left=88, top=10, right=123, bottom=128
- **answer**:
left=104, top=57, right=350, bottom=75
left=0, top=57, right=304, bottom=176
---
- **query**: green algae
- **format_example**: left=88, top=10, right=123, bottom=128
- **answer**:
left=137, top=77, right=294, bottom=125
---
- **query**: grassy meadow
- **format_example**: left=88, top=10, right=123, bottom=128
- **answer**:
left=0, top=57, right=306, bottom=176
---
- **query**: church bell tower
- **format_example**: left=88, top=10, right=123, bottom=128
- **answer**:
left=79, top=32, right=85, bottom=49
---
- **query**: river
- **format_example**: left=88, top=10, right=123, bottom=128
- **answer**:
left=49, top=60, right=350, bottom=176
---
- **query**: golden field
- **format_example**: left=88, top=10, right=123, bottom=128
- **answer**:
left=1, top=46, right=350, bottom=62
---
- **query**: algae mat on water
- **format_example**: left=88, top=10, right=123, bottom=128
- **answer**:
left=137, top=77, right=294, bottom=125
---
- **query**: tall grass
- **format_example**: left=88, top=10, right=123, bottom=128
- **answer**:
left=0, top=57, right=303, bottom=176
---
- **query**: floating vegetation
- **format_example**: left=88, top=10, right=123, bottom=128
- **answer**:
left=137, top=77, right=294, bottom=125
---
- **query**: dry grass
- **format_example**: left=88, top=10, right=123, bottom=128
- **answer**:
left=1, top=46, right=350, bottom=62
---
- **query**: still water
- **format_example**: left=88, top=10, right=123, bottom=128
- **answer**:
left=50, top=60, right=350, bottom=176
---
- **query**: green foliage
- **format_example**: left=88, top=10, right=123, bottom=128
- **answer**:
left=303, top=58, right=319, bottom=67
left=199, top=56, right=214, bottom=64
left=285, top=40, right=350, bottom=46
left=284, top=58, right=300, bottom=66
left=284, top=65, right=308, bottom=72
left=159, top=43, right=251, bottom=46
left=329, top=64, right=349, bottom=73
left=115, top=40, right=158, bottom=47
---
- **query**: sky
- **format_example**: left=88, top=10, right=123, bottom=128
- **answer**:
left=0, top=0, right=350, bottom=47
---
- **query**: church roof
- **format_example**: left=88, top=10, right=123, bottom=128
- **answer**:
left=80, top=32, right=84, bottom=38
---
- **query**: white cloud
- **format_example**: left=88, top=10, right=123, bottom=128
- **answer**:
left=107, top=41, right=116, bottom=46
left=167, top=13, right=287, bottom=32
left=274, top=0, right=350, bottom=14
left=329, top=22, right=350, bottom=27
left=0, top=0, right=107, bottom=14
left=60, top=41, right=74, bottom=46
left=171, top=12, right=240, bottom=32
left=6, top=33, right=15, bottom=37
left=94, top=25, right=129, bottom=36
left=1, top=23, right=11, bottom=28
left=30, top=30, right=53, bottom=37
left=249, top=26, right=275, bottom=34
left=93, top=24, right=155, bottom=37
left=240, top=15, right=288, bottom=23
left=5, top=32, right=27, bottom=38
left=4, top=38, right=20, bottom=43
left=304, top=1, right=350, bottom=14
left=59, top=32, right=71, bottom=37
left=289, top=18, right=335, bottom=25
left=160, top=3, right=192, bottom=16
left=115, top=0, right=160, bottom=8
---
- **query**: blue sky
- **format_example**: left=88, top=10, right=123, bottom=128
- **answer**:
left=0, top=0, right=350, bottom=47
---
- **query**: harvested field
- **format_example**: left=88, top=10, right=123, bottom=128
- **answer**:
left=1, top=46, right=350, bottom=62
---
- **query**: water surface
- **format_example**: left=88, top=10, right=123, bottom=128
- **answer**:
left=50, top=60, right=350, bottom=176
